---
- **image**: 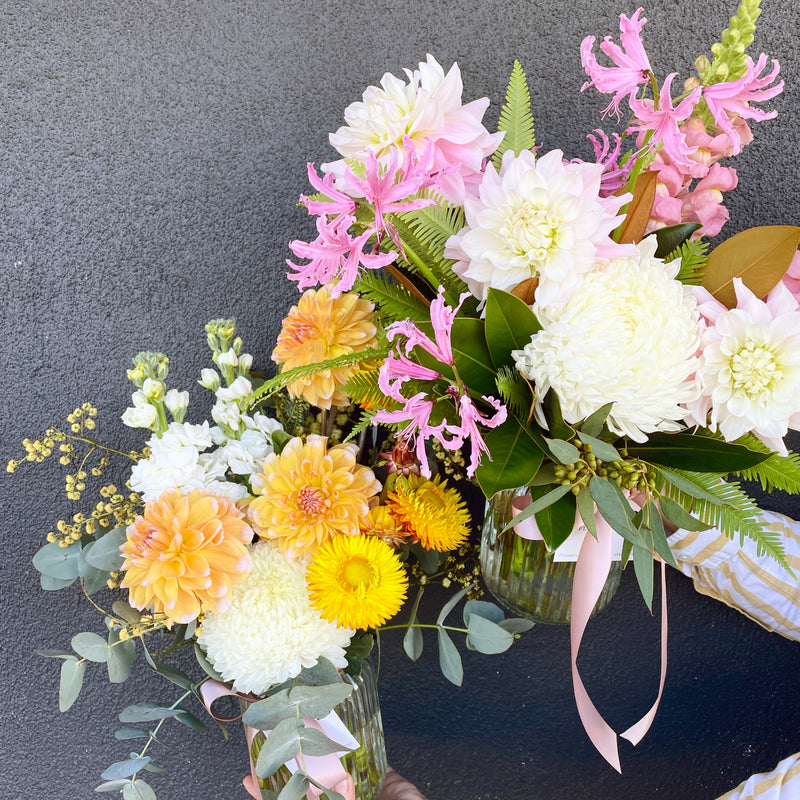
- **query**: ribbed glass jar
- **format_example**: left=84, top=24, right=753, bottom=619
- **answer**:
left=250, top=659, right=387, bottom=800
left=480, top=489, right=622, bottom=624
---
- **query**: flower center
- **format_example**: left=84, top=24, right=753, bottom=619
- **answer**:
left=501, top=202, right=560, bottom=265
left=342, top=557, right=376, bottom=590
left=729, top=342, right=782, bottom=396
left=297, top=485, right=326, bottom=516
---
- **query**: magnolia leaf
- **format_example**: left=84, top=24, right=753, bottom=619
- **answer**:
left=450, top=318, right=497, bottom=397
left=84, top=526, right=128, bottom=571
left=627, top=431, right=768, bottom=471
left=59, top=658, right=86, bottom=712
left=122, top=781, right=157, bottom=800
left=529, top=485, right=577, bottom=552
left=702, top=225, right=800, bottom=307
left=466, top=615, right=515, bottom=654
left=101, top=757, right=151, bottom=781
left=436, top=628, right=463, bottom=686
left=475, top=420, right=543, bottom=499
left=484, top=288, right=541, bottom=370
left=615, top=171, right=658, bottom=244
left=648, top=222, right=703, bottom=258
left=72, top=632, right=111, bottom=663
left=510, top=277, right=539, bottom=306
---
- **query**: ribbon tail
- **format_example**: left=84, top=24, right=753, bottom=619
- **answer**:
left=621, top=560, right=669, bottom=746
left=570, top=518, right=622, bottom=772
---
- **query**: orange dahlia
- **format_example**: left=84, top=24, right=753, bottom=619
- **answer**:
left=386, top=474, right=470, bottom=551
left=249, top=435, right=381, bottom=558
left=271, top=286, right=378, bottom=410
left=120, top=488, right=254, bottom=626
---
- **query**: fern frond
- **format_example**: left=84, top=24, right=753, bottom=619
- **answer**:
left=353, top=271, right=430, bottom=325
left=246, top=347, right=389, bottom=406
left=492, top=60, right=535, bottom=169
left=343, top=410, right=380, bottom=444
left=495, top=365, right=534, bottom=421
left=656, top=468, right=788, bottom=566
left=667, top=238, right=709, bottom=285
left=342, top=368, right=397, bottom=412
left=730, top=434, right=800, bottom=493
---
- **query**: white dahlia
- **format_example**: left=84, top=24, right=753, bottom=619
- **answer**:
left=512, top=238, right=700, bottom=441
left=686, top=279, right=800, bottom=455
left=326, top=55, right=502, bottom=204
left=444, top=149, right=632, bottom=308
left=197, top=541, right=353, bottom=696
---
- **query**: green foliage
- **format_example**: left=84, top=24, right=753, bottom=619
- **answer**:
left=667, top=237, right=709, bottom=285
left=494, top=366, right=534, bottom=421
left=341, top=368, right=392, bottom=413
left=353, top=270, right=430, bottom=325
left=702, top=0, right=762, bottom=84
left=492, top=60, right=536, bottom=169
left=730, top=435, right=800, bottom=493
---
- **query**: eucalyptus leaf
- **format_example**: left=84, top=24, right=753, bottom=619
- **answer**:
left=659, top=496, right=713, bottom=532
left=632, top=532, right=655, bottom=612
left=119, top=703, right=183, bottom=723
left=151, top=662, right=194, bottom=690
left=142, top=762, right=167, bottom=773
left=59, top=658, right=86, bottom=712
left=543, top=437, right=580, bottom=465
left=100, top=756, right=151, bottom=781
left=436, top=585, right=470, bottom=626
left=107, top=629, right=137, bottom=684
left=589, top=477, right=639, bottom=543
left=194, top=643, right=224, bottom=682
left=408, top=542, right=441, bottom=574
left=115, top=728, right=149, bottom=740
left=298, top=657, right=342, bottom=687
left=82, top=563, right=111, bottom=595
left=287, top=683, right=353, bottom=719
left=84, top=526, right=128, bottom=571
left=576, top=487, right=598, bottom=539
left=255, top=718, right=304, bottom=777
left=41, top=574, right=76, bottom=590
left=33, top=541, right=82, bottom=580
left=403, top=621, right=423, bottom=662
left=645, top=501, right=678, bottom=570
left=577, top=432, right=620, bottom=463
left=580, top=403, right=614, bottom=438
left=112, top=601, right=142, bottom=624
left=497, top=618, right=535, bottom=634
left=36, top=649, right=74, bottom=659
left=276, top=771, right=310, bottom=800
left=462, top=600, right=504, bottom=627
left=95, top=779, right=132, bottom=793
left=122, top=780, right=157, bottom=800
left=175, top=710, right=207, bottom=733
left=501, top=484, right=573, bottom=533
left=437, top=627, right=463, bottom=686
left=72, top=631, right=111, bottom=663
left=466, top=615, right=514, bottom=654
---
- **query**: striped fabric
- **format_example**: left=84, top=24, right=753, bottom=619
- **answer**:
left=716, top=752, right=800, bottom=799
left=667, top=510, right=800, bottom=641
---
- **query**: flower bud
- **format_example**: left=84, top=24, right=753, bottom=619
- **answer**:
left=165, top=389, right=190, bottom=421
left=142, top=378, right=165, bottom=401
left=198, top=368, right=221, bottom=392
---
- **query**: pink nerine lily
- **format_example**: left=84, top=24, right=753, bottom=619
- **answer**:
left=457, top=394, right=507, bottom=477
left=703, top=54, right=783, bottom=154
left=580, top=8, right=652, bottom=118
left=299, top=163, right=357, bottom=218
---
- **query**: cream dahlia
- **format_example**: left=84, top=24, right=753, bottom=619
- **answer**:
left=512, top=238, right=700, bottom=441
left=197, top=541, right=352, bottom=695
left=444, top=149, right=632, bottom=308
left=249, top=435, right=381, bottom=558
left=686, top=279, right=800, bottom=454
left=326, top=55, right=502, bottom=204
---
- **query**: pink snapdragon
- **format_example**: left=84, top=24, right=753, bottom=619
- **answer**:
left=580, top=8, right=652, bottom=118
left=628, top=73, right=702, bottom=168
left=703, top=54, right=783, bottom=154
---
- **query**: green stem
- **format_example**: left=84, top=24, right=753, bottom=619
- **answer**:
left=396, top=237, right=446, bottom=301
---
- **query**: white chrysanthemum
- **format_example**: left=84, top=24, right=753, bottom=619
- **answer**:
left=197, top=542, right=353, bottom=695
left=326, top=55, right=502, bottom=204
left=687, top=279, right=800, bottom=455
left=513, top=239, right=701, bottom=441
left=444, top=149, right=631, bottom=308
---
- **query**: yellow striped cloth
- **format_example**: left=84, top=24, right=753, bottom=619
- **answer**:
left=667, top=510, right=800, bottom=641
left=716, top=752, right=800, bottom=799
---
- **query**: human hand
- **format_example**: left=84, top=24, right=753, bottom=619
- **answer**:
left=377, top=767, right=430, bottom=800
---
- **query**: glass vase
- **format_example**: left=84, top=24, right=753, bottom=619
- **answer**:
left=249, top=659, right=387, bottom=800
left=480, top=489, right=622, bottom=624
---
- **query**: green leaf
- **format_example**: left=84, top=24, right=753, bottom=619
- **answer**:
left=627, top=431, right=769, bottom=472
left=643, top=500, right=678, bottom=569
left=659, top=496, right=712, bottom=532
left=498, top=618, right=535, bottom=634
left=577, top=432, right=620, bottom=463
left=353, top=270, right=431, bottom=324
left=408, top=542, right=441, bottom=574
left=466, top=615, right=515, bottom=654
left=658, top=468, right=724, bottom=504
left=175, top=710, right=207, bottom=733
left=732, top=439, right=800, bottom=493
left=151, top=662, right=194, bottom=690
left=84, top=526, right=128, bottom=571
left=95, top=780, right=132, bottom=793
left=119, top=703, right=184, bottom=723
left=450, top=318, right=497, bottom=397
left=298, top=658, right=342, bottom=687
left=403, top=587, right=425, bottom=662
left=36, top=649, right=74, bottom=659
left=115, top=728, right=149, bottom=740
left=648, top=223, right=702, bottom=259
left=243, top=683, right=353, bottom=732
left=484, top=288, right=541, bottom=370
left=474, top=419, right=544, bottom=499
left=541, top=391, right=575, bottom=442
left=33, top=541, right=82, bottom=580
left=59, top=658, right=86, bottom=712
left=40, top=574, right=76, bottom=590
left=436, top=627, right=463, bottom=686
left=122, top=780, right=157, bottom=800
left=632, top=530, right=654, bottom=612
left=543, top=437, right=580, bottom=465
left=255, top=718, right=345, bottom=779
left=112, top=601, right=142, bottom=624
left=576, top=487, right=598, bottom=539
left=194, top=643, right=224, bottom=682
left=503, top=484, right=573, bottom=533
left=492, top=60, right=535, bottom=169
left=579, top=403, right=614, bottom=438
left=462, top=600, right=504, bottom=627
left=589, top=477, right=639, bottom=544
left=72, top=632, right=111, bottom=663
left=276, top=771, right=310, bottom=800
left=530, top=485, right=577, bottom=552
left=436, top=585, right=470, bottom=626
left=101, top=757, right=151, bottom=781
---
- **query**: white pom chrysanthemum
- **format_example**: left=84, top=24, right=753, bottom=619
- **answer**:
left=513, top=239, right=701, bottom=441
left=197, top=542, right=353, bottom=695
left=445, top=149, right=632, bottom=308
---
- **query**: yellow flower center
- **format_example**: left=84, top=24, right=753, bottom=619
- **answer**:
left=416, top=486, right=446, bottom=511
left=297, top=485, right=326, bottom=516
left=730, top=342, right=782, bottom=396
left=501, top=201, right=560, bottom=264
left=342, top=557, right=376, bottom=590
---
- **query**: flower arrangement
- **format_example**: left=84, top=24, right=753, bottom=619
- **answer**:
left=11, top=0, right=800, bottom=793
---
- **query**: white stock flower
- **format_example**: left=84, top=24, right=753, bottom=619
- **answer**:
left=197, top=542, right=353, bottom=695
left=121, top=390, right=158, bottom=429
left=687, top=279, right=800, bottom=454
left=445, top=149, right=631, bottom=308
left=211, top=400, right=241, bottom=431
left=216, top=376, right=253, bottom=403
left=199, top=368, right=221, bottom=391
left=513, top=239, right=700, bottom=441
left=142, top=378, right=165, bottom=401
left=237, top=352, right=253, bottom=372
left=216, top=349, right=239, bottom=369
left=164, top=389, right=190, bottom=420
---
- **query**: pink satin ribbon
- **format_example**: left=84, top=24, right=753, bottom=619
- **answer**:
left=512, top=495, right=669, bottom=772
left=199, top=680, right=356, bottom=800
